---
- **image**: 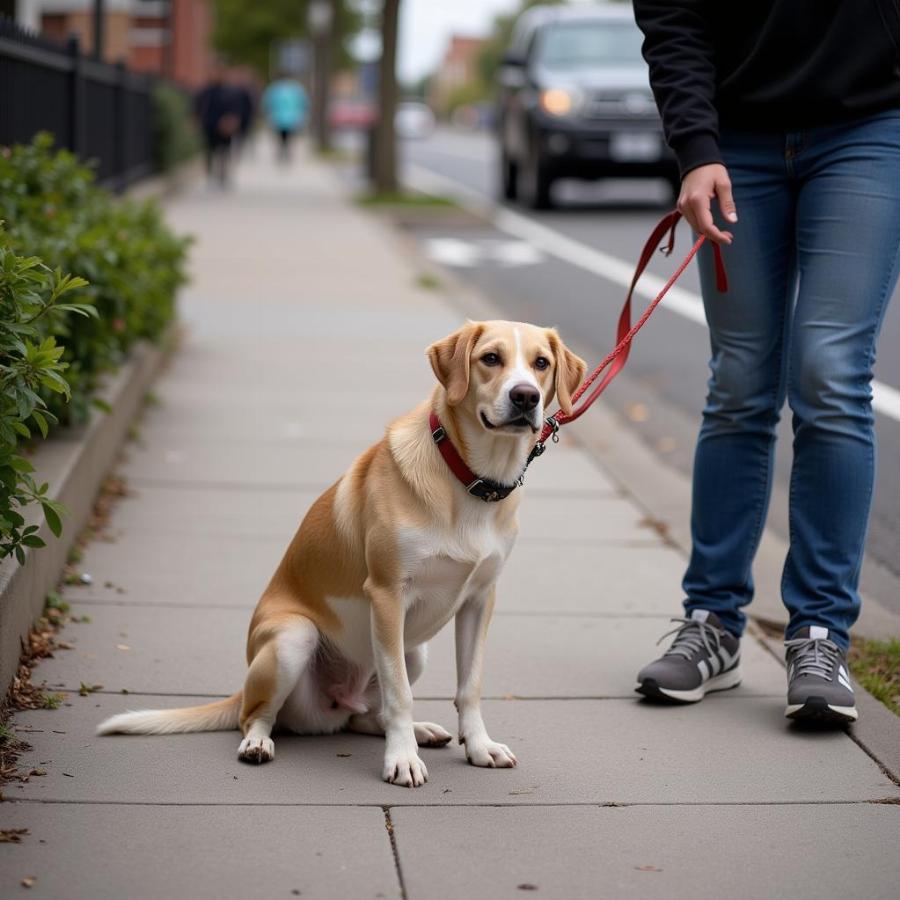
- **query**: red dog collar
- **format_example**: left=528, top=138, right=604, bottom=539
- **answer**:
left=428, top=411, right=520, bottom=502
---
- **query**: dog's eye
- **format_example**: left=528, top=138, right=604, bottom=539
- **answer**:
left=481, top=353, right=501, bottom=367
left=534, top=356, right=550, bottom=371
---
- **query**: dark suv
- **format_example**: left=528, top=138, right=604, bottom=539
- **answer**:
left=497, top=4, right=677, bottom=209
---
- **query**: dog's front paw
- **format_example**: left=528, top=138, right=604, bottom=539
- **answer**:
left=383, top=742, right=428, bottom=787
left=238, top=736, right=275, bottom=764
left=462, top=736, right=517, bottom=768
left=414, top=721, right=453, bottom=747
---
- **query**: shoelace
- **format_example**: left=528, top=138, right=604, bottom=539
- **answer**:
left=657, top=617, right=722, bottom=660
left=783, top=637, right=841, bottom=680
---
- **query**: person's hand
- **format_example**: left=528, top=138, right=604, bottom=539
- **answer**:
left=677, top=163, right=738, bottom=245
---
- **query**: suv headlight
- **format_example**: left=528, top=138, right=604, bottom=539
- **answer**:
left=540, top=88, right=581, bottom=117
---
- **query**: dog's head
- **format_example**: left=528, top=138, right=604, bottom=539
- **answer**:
left=427, top=320, right=586, bottom=436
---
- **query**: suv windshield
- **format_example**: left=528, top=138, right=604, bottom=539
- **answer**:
left=534, top=21, right=645, bottom=70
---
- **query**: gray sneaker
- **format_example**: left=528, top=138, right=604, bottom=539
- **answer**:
left=635, top=610, right=742, bottom=703
left=784, top=626, right=858, bottom=724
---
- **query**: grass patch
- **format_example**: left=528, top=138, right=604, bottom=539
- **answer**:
left=415, top=272, right=442, bottom=291
left=317, top=147, right=358, bottom=164
left=357, top=190, right=457, bottom=209
left=849, top=637, right=900, bottom=716
left=44, top=592, right=70, bottom=616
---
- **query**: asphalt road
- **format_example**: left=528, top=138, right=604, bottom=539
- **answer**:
left=400, top=127, right=900, bottom=620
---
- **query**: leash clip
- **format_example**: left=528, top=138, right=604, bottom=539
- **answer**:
left=546, top=416, right=560, bottom=443
left=431, top=424, right=446, bottom=444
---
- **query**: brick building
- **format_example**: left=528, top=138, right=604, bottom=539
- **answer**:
left=15, top=0, right=216, bottom=87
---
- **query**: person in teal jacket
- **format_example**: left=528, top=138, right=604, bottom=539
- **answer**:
left=262, top=76, right=310, bottom=162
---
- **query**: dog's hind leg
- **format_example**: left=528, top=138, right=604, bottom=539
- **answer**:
left=347, top=645, right=452, bottom=747
left=238, top=617, right=318, bottom=764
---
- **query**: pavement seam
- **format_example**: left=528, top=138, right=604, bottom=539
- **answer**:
left=126, top=476, right=616, bottom=500
left=23, top=690, right=786, bottom=701
left=382, top=807, right=409, bottom=900
left=4, top=799, right=896, bottom=808
left=51, top=599, right=700, bottom=618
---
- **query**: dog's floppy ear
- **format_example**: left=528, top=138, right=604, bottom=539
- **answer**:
left=546, top=329, right=587, bottom=416
left=427, top=321, right=484, bottom=406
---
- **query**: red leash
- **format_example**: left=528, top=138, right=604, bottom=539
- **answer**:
left=532, top=209, right=728, bottom=454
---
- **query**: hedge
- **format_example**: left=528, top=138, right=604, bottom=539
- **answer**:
left=0, top=135, right=190, bottom=562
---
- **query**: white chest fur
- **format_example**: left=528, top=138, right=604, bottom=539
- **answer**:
left=325, top=506, right=515, bottom=668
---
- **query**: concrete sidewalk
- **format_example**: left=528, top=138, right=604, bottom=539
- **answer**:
left=2, top=145, right=898, bottom=899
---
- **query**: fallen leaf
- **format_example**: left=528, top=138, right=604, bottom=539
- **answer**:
left=0, top=829, right=28, bottom=843
left=634, top=865, right=663, bottom=873
left=116, top=645, right=130, bottom=652
left=21, top=876, right=37, bottom=888
left=626, top=402, right=649, bottom=422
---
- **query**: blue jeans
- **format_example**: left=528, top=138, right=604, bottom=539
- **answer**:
left=683, top=110, right=900, bottom=652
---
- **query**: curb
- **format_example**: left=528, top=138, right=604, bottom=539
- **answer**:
left=0, top=331, right=175, bottom=695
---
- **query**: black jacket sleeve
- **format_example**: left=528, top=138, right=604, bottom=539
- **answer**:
left=632, top=1, right=722, bottom=177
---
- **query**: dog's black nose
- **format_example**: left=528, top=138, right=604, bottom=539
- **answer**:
left=509, top=383, right=540, bottom=412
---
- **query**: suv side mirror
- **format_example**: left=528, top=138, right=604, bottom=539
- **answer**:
left=499, top=54, right=527, bottom=88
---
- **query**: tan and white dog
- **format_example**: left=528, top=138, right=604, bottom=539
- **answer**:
left=98, top=320, right=585, bottom=787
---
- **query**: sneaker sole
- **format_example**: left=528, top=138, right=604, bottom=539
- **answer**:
left=785, top=697, right=858, bottom=724
left=635, top=667, right=742, bottom=704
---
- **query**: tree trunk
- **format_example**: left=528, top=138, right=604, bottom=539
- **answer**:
left=373, top=0, right=400, bottom=193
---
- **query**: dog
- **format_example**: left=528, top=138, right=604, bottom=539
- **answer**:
left=97, top=320, right=586, bottom=787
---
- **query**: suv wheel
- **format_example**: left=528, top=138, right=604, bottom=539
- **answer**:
left=500, top=149, right=518, bottom=201
left=518, top=141, right=553, bottom=210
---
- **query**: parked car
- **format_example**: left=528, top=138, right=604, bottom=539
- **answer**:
left=496, top=4, right=678, bottom=209
left=329, top=98, right=377, bottom=131
left=396, top=101, right=436, bottom=139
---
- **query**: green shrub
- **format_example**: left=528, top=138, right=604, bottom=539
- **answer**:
left=0, top=134, right=189, bottom=561
left=0, top=234, right=93, bottom=563
left=0, top=134, right=190, bottom=424
left=152, top=82, right=201, bottom=172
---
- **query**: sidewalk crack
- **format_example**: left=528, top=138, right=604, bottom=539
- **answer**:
left=382, top=807, right=408, bottom=900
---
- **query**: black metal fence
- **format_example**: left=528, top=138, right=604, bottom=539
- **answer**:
left=0, top=17, right=156, bottom=190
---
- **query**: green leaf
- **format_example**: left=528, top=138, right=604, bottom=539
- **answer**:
left=31, top=410, right=49, bottom=439
left=21, top=534, right=46, bottom=548
left=41, top=503, right=62, bottom=538
left=10, top=456, right=35, bottom=474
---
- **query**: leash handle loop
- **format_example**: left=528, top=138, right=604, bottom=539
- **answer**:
left=537, top=210, right=727, bottom=446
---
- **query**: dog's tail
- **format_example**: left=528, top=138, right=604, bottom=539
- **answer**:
left=96, top=692, right=242, bottom=736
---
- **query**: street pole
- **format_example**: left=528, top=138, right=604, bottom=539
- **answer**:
left=308, top=0, right=334, bottom=154
left=92, top=0, right=105, bottom=61
left=374, top=0, right=400, bottom=192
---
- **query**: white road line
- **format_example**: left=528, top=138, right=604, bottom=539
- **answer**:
left=406, top=162, right=900, bottom=424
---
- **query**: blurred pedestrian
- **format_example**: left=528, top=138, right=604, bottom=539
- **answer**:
left=195, top=65, right=242, bottom=186
left=632, top=2, right=900, bottom=726
left=262, top=75, right=309, bottom=163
